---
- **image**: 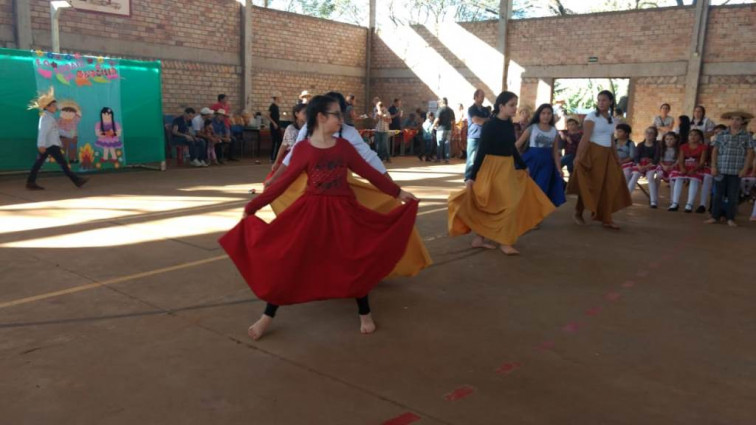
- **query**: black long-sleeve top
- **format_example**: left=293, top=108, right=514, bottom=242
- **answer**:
left=470, top=116, right=527, bottom=180
left=634, top=141, right=660, bottom=165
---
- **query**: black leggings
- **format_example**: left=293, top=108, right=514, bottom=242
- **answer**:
left=264, top=295, right=371, bottom=318
left=27, top=145, right=80, bottom=184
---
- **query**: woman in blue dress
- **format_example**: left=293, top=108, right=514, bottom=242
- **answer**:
left=515, top=103, right=566, bottom=207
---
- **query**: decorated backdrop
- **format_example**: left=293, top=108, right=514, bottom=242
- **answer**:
left=0, top=48, right=164, bottom=173
left=34, top=50, right=124, bottom=171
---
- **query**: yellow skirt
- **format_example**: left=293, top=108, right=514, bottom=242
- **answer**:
left=448, top=155, right=555, bottom=245
left=270, top=173, right=432, bottom=278
left=566, top=143, right=632, bottom=223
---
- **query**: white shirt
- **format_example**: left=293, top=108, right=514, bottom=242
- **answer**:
left=191, top=115, right=205, bottom=133
left=583, top=111, right=615, bottom=147
left=691, top=117, right=715, bottom=142
left=37, top=111, right=62, bottom=148
left=283, top=123, right=387, bottom=174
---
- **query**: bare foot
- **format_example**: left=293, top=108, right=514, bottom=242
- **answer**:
left=499, top=245, right=520, bottom=256
left=602, top=222, right=620, bottom=230
left=573, top=212, right=585, bottom=225
left=727, top=220, right=738, bottom=228
left=703, top=218, right=717, bottom=224
left=471, top=235, right=496, bottom=249
left=360, top=314, right=376, bottom=334
left=248, top=315, right=273, bottom=341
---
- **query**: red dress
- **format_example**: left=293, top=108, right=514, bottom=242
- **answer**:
left=219, top=138, right=418, bottom=306
left=670, top=143, right=706, bottom=182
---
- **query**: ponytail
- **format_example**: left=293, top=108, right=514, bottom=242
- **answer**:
left=597, top=90, right=615, bottom=124
left=492, top=91, right=518, bottom=117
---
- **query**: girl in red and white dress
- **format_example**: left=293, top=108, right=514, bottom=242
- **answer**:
left=657, top=132, right=679, bottom=186
left=219, top=95, right=419, bottom=340
left=742, top=155, right=756, bottom=221
left=668, top=129, right=707, bottom=212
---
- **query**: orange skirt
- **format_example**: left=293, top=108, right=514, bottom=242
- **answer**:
left=566, top=142, right=632, bottom=222
left=448, top=155, right=555, bottom=245
left=270, top=173, right=432, bottom=278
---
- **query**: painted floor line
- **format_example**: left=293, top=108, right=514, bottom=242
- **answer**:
left=0, top=255, right=227, bottom=310
left=0, top=207, right=450, bottom=311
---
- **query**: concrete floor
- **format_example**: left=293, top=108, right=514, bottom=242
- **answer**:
left=1, top=157, right=754, bottom=425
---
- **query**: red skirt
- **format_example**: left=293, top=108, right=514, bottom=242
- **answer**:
left=669, top=158, right=703, bottom=182
left=219, top=194, right=418, bottom=306
left=631, top=158, right=656, bottom=174
left=656, top=161, right=676, bottom=182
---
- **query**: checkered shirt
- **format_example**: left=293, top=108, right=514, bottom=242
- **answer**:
left=713, top=129, right=752, bottom=175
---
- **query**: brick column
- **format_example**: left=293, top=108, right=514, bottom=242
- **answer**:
left=365, top=0, right=376, bottom=115
left=13, top=0, right=33, bottom=49
left=242, top=0, right=253, bottom=111
left=498, top=0, right=513, bottom=93
left=683, top=0, right=710, bottom=115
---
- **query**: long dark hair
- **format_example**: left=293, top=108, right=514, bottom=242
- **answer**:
left=99, top=107, right=116, bottom=135
left=306, top=95, right=337, bottom=137
left=529, top=103, right=555, bottom=127
left=693, top=105, right=706, bottom=126
left=678, top=115, right=691, bottom=144
left=596, top=90, right=615, bottom=124
left=689, top=129, right=704, bottom=145
left=291, top=103, right=307, bottom=130
left=492, top=91, right=518, bottom=117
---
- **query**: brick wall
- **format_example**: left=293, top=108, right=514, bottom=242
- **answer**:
left=507, top=7, right=694, bottom=67
left=161, top=61, right=242, bottom=116
left=629, top=77, right=686, bottom=138
left=698, top=75, right=756, bottom=132
left=704, top=5, right=756, bottom=63
left=0, top=0, right=12, bottom=27
left=30, top=0, right=241, bottom=51
left=249, top=70, right=364, bottom=117
left=250, top=6, right=366, bottom=68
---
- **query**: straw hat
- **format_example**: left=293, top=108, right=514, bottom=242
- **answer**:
left=28, top=87, right=56, bottom=111
left=200, top=107, right=213, bottom=115
left=215, top=109, right=228, bottom=116
left=720, top=110, right=754, bottom=121
left=299, top=90, right=311, bottom=100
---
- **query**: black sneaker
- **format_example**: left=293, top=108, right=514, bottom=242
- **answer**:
left=650, top=204, right=658, bottom=209
left=668, top=205, right=679, bottom=212
left=74, top=177, right=89, bottom=188
left=26, top=182, right=44, bottom=190
left=684, top=205, right=693, bottom=213
left=695, top=205, right=706, bottom=214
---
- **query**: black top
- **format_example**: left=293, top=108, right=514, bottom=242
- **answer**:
left=172, top=116, right=191, bottom=134
left=268, top=103, right=280, bottom=126
left=634, top=141, right=660, bottom=164
left=437, top=106, right=456, bottom=130
left=470, top=116, right=526, bottom=181
left=388, top=105, right=401, bottom=130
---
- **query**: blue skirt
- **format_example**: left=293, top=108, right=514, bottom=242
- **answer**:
left=522, top=147, right=566, bottom=207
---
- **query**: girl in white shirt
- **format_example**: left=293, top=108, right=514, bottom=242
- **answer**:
left=566, top=90, right=632, bottom=229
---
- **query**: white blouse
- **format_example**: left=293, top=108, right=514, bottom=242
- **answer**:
left=583, top=111, right=615, bottom=147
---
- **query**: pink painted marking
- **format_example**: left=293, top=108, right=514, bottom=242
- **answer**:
left=495, top=362, right=523, bottom=374
left=382, top=412, right=422, bottom=425
left=536, top=341, right=556, bottom=351
left=444, top=385, right=476, bottom=402
left=605, top=292, right=622, bottom=302
left=585, top=306, right=603, bottom=316
left=621, top=280, right=636, bottom=288
left=562, top=322, right=582, bottom=333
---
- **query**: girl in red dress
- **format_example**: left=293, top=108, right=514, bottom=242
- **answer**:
left=219, top=95, right=419, bottom=340
left=669, top=129, right=707, bottom=212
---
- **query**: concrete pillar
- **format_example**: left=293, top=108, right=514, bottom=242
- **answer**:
left=364, top=0, right=376, bottom=115
left=498, top=0, right=513, bottom=93
left=241, top=0, right=253, bottom=111
left=535, top=78, right=553, bottom=107
left=683, top=0, right=710, bottom=115
left=13, top=0, right=33, bottom=49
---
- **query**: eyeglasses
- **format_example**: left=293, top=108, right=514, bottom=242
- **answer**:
left=325, top=111, right=343, bottom=119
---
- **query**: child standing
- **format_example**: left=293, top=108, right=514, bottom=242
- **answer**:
left=515, top=103, right=566, bottom=207
left=419, top=112, right=436, bottom=162
left=628, top=127, right=660, bottom=208
left=705, top=111, right=755, bottom=227
left=614, top=123, right=636, bottom=184
left=220, top=96, right=419, bottom=339
left=560, top=118, right=582, bottom=174
left=668, top=129, right=707, bottom=212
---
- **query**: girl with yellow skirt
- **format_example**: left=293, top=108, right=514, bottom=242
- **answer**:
left=566, top=90, right=632, bottom=229
left=448, top=91, right=555, bottom=256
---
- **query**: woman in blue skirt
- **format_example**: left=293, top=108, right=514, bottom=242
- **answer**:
left=515, top=103, right=566, bottom=207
